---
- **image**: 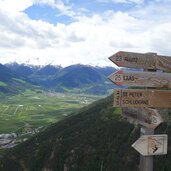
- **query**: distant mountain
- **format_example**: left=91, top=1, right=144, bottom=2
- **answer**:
left=93, top=66, right=116, bottom=76
left=0, top=64, right=36, bottom=95
left=52, top=65, right=104, bottom=88
left=5, top=63, right=37, bottom=77
left=6, top=63, right=117, bottom=95
left=5, top=63, right=61, bottom=77
left=0, top=95, right=170, bottom=171
left=35, top=65, right=62, bottom=76
left=0, top=64, right=18, bottom=82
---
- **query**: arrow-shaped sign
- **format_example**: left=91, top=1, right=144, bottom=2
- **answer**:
left=114, top=89, right=171, bottom=108
left=132, top=134, right=168, bottom=156
left=108, top=70, right=171, bottom=88
left=122, top=107, right=163, bottom=129
left=109, top=51, right=171, bottom=71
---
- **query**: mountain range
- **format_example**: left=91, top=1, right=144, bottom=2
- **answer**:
left=0, top=64, right=34, bottom=96
left=1, top=63, right=117, bottom=95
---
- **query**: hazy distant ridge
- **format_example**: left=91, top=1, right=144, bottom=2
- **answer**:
left=4, top=63, right=117, bottom=95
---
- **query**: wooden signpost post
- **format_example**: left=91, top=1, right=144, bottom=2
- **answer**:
left=108, top=51, right=171, bottom=171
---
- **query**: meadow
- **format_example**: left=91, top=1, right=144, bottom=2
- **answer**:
left=0, top=90, right=102, bottom=142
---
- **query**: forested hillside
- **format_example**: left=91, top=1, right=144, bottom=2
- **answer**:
left=0, top=95, right=170, bottom=171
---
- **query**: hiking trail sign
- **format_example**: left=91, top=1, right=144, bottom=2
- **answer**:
left=108, top=70, right=171, bottom=88
left=132, top=134, right=168, bottom=156
left=113, top=89, right=171, bottom=108
left=109, top=51, right=171, bottom=71
left=108, top=51, right=170, bottom=171
left=122, top=107, right=163, bottom=129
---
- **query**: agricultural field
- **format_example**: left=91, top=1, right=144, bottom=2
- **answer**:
left=0, top=90, right=103, bottom=147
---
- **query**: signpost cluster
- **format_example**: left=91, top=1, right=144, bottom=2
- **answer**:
left=108, top=51, right=171, bottom=171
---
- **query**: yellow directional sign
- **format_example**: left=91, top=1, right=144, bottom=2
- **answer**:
left=113, top=89, right=171, bottom=108
left=108, top=70, right=171, bottom=88
left=109, top=51, right=171, bottom=71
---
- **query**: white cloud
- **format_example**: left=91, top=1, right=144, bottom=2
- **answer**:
left=0, top=0, right=74, bottom=16
left=0, top=0, right=33, bottom=13
left=0, top=0, right=171, bottom=67
left=33, top=0, right=75, bottom=17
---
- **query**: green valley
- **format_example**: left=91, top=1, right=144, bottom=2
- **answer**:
left=0, top=89, right=103, bottom=147
left=0, top=63, right=115, bottom=149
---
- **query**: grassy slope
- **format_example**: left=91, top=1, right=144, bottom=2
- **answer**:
left=0, top=96, right=138, bottom=171
left=0, top=96, right=171, bottom=171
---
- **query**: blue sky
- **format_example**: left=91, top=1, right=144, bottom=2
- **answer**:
left=25, top=4, right=74, bottom=24
left=0, top=0, right=171, bottom=66
left=24, top=0, right=138, bottom=24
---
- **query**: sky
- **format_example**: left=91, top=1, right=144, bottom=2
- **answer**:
left=0, top=0, right=171, bottom=67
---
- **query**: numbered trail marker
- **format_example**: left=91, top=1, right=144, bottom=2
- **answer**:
left=108, top=70, right=171, bottom=88
left=108, top=50, right=170, bottom=171
left=109, top=51, right=171, bottom=71
left=114, top=89, right=171, bottom=108
left=122, top=107, right=163, bottom=129
left=132, top=134, right=168, bottom=156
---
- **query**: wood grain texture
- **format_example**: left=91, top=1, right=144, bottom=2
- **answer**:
left=157, top=55, right=171, bottom=72
left=122, top=107, right=163, bottom=129
left=108, top=70, right=171, bottom=88
left=113, top=89, right=171, bottom=108
left=109, top=51, right=171, bottom=71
